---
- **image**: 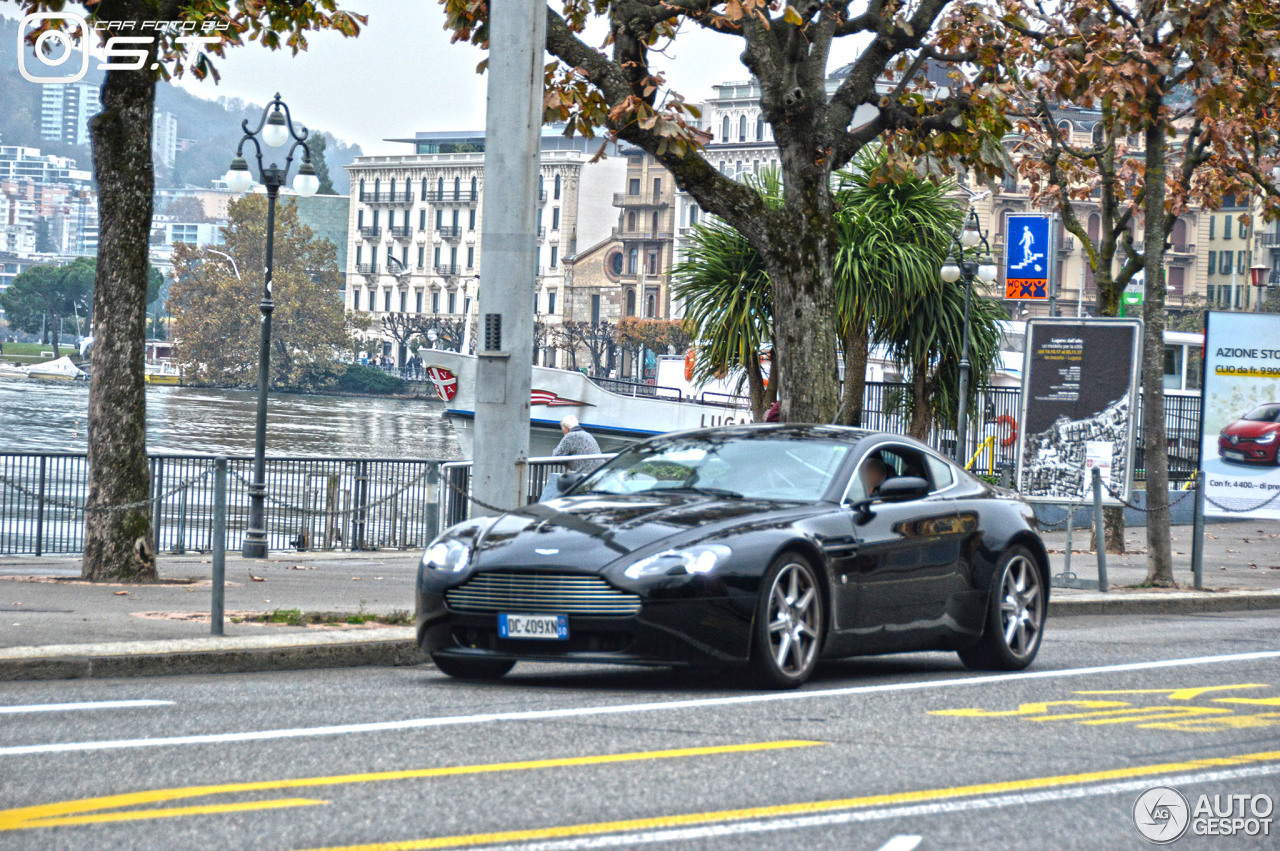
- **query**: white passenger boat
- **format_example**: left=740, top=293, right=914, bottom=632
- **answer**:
left=417, top=349, right=755, bottom=457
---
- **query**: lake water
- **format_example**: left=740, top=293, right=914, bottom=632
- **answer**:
left=0, top=378, right=463, bottom=459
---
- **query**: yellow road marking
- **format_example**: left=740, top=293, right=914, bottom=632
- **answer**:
left=297, top=749, right=1280, bottom=851
left=0, top=740, right=821, bottom=832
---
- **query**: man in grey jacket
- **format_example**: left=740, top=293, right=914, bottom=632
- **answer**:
left=552, top=415, right=601, bottom=472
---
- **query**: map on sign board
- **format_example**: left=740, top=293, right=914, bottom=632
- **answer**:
left=1004, top=214, right=1050, bottom=300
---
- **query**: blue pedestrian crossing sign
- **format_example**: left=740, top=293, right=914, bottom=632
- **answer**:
left=1004, top=214, right=1050, bottom=300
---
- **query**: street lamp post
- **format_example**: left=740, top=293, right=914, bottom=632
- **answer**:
left=940, top=210, right=998, bottom=464
left=223, top=94, right=320, bottom=559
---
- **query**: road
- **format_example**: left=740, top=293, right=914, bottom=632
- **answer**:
left=2, top=612, right=1279, bottom=850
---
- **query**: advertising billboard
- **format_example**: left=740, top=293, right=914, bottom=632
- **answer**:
left=1004, top=214, right=1050, bottom=300
left=1200, top=311, right=1280, bottom=519
left=1016, top=319, right=1142, bottom=503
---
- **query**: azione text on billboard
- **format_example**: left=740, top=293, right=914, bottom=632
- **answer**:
left=1200, top=311, right=1280, bottom=520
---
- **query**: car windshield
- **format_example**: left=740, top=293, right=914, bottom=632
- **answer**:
left=579, top=434, right=852, bottom=502
left=1243, top=404, right=1280, bottom=423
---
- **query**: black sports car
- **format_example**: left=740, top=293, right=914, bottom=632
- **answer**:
left=416, top=425, right=1049, bottom=688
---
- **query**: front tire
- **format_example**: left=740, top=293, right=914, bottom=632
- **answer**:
left=958, top=545, right=1046, bottom=671
left=747, top=552, right=823, bottom=689
left=431, top=654, right=515, bottom=681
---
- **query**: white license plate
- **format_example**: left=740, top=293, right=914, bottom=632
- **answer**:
left=498, top=613, right=568, bottom=640
left=1223, top=450, right=1247, bottom=461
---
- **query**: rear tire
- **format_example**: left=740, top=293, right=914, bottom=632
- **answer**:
left=746, top=552, right=823, bottom=689
left=431, top=654, right=515, bottom=680
left=958, top=545, right=1046, bottom=671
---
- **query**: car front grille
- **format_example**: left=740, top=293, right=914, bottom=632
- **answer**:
left=444, top=571, right=642, bottom=616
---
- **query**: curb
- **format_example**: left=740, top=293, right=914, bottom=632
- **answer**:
left=1049, top=591, right=1280, bottom=617
left=0, top=632, right=428, bottom=682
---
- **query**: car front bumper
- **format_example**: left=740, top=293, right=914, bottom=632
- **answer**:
left=415, top=582, right=756, bottom=667
left=1218, top=437, right=1279, bottom=464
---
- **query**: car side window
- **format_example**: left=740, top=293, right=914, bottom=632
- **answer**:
left=844, top=445, right=935, bottom=504
left=925, top=455, right=954, bottom=492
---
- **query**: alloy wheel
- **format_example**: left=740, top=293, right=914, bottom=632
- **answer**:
left=998, top=555, right=1043, bottom=658
left=766, top=561, right=821, bottom=677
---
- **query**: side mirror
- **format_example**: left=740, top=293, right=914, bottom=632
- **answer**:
left=558, top=471, right=585, bottom=493
left=851, top=475, right=931, bottom=526
left=876, top=476, right=931, bottom=502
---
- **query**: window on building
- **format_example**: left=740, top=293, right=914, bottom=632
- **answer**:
left=554, top=174, right=561, bottom=200
left=359, top=178, right=365, bottom=195
left=533, top=292, right=539, bottom=314
left=389, top=178, right=396, bottom=198
left=417, top=245, right=426, bottom=269
left=647, top=250, right=659, bottom=276
left=689, top=205, right=699, bottom=226
left=402, top=246, right=409, bottom=267
left=721, top=116, right=729, bottom=142
left=465, top=297, right=471, bottom=314
left=450, top=246, right=458, bottom=267
left=1208, top=250, right=1217, bottom=274
left=466, top=246, right=474, bottom=268
left=1209, top=216, right=1215, bottom=239
left=434, top=246, right=441, bottom=266
left=1220, top=251, right=1232, bottom=274
left=452, top=209, right=459, bottom=228
left=548, top=291, right=556, bottom=314
left=591, top=294, right=601, bottom=325
left=1240, top=218, right=1249, bottom=239
left=386, top=246, right=393, bottom=265
left=432, top=291, right=440, bottom=313
left=646, top=293, right=655, bottom=318
left=374, top=178, right=380, bottom=196
left=384, top=290, right=391, bottom=312
left=552, top=207, right=560, bottom=230
left=1224, top=215, right=1233, bottom=239
left=419, top=209, right=426, bottom=230
left=626, top=289, right=636, bottom=316
left=470, top=176, right=477, bottom=198
left=388, top=210, right=396, bottom=230
left=400, top=290, right=407, bottom=312
left=538, top=174, right=544, bottom=198
left=537, top=208, right=543, bottom=229
left=421, top=177, right=428, bottom=199
left=469, top=209, right=476, bottom=230
left=435, top=209, right=443, bottom=228
left=437, top=176, right=444, bottom=196
left=415, top=291, right=423, bottom=313
left=356, top=245, right=362, bottom=266
left=550, top=246, right=558, bottom=268
left=738, top=115, right=746, bottom=141
left=652, top=177, right=661, bottom=198
left=629, top=178, right=640, bottom=195
left=357, top=209, right=364, bottom=228
left=627, top=247, right=638, bottom=274
left=652, top=211, right=659, bottom=233
left=372, top=210, right=379, bottom=229
left=627, top=212, right=636, bottom=231
left=1239, top=250, right=1249, bottom=274
left=756, top=115, right=764, bottom=141
left=448, top=291, right=456, bottom=313
left=453, top=176, right=460, bottom=199
left=368, top=289, right=375, bottom=310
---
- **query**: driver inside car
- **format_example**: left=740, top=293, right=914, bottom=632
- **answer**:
left=858, top=455, right=890, bottom=496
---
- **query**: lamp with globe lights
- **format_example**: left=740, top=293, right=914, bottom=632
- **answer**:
left=939, top=208, right=998, bottom=463
left=223, top=93, right=318, bottom=559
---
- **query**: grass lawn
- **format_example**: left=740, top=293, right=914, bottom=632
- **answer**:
left=0, top=342, right=72, bottom=362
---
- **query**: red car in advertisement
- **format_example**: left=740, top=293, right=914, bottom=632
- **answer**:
left=1218, top=403, right=1280, bottom=465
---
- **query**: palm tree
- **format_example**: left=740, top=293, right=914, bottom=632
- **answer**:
left=671, top=172, right=779, bottom=420
left=831, top=149, right=966, bottom=427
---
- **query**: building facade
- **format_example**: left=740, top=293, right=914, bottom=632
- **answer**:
left=40, top=83, right=100, bottom=147
left=343, top=129, right=625, bottom=365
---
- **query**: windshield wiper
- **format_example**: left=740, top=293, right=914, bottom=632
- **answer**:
left=640, top=486, right=744, bottom=499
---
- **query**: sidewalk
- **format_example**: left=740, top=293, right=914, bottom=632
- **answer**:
left=2, top=520, right=1278, bottom=680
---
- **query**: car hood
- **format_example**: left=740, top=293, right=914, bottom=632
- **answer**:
left=1223, top=420, right=1280, bottom=439
left=473, top=492, right=814, bottom=570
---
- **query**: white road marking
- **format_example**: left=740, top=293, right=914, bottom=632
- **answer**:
left=2, top=650, right=1277, bottom=758
left=0, top=700, right=173, bottom=715
left=471, top=763, right=1280, bottom=850
left=875, top=835, right=923, bottom=851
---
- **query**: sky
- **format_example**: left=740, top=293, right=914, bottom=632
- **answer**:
left=7, top=1, right=868, bottom=157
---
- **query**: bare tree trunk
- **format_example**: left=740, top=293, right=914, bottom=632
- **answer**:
left=745, top=354, right=767, bottom=421
left=837, top=324, right=869, bottom=426
left=1090, top=507, right=1127, bottom=553
left=908, top=361, right=931, bottom=441
left=1141, top=120, right=1174, bottom=586
left=82, top=52, right=158, bottom=582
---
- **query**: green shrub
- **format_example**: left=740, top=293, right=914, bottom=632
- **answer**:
left=335, top=363, right=405, bottom=395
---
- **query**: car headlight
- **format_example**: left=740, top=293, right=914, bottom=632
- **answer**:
left=422, top=537, right=471, bottom=573
left=1258, top=432, right=1277, bottom=445
left=623, top=544, right=732, bottom=579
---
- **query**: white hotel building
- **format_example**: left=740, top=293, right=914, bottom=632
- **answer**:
left=343, top=129, right=625, bottom=354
